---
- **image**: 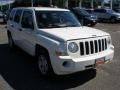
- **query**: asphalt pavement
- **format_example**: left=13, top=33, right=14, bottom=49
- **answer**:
left=0, top=23, right=120, bottom=90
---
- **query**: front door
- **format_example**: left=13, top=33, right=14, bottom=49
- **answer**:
left=20, top=10, right=36, bottom=55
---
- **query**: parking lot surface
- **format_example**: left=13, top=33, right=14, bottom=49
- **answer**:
left=0, top=23, right=120, bottom=90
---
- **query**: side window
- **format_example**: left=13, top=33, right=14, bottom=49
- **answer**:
left=21, top=11, right=34, bottom=29
left=9, top=10, right=15, bottom=21
left=14, top=10, right=22, bottom=23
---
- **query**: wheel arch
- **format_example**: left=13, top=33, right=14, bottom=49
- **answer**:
left=35, top=44, right=49, bottom=57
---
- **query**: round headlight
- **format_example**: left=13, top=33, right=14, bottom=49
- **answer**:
left=68, top=42, right=79, bottom=53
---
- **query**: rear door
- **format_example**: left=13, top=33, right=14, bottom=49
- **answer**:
left=94, top=9, right=103, bottom=19
left=7, top=9, right=23, bottom=45
left=11, top=9, right=23, bottom=46
left=101, top=9, right=109, bottom=19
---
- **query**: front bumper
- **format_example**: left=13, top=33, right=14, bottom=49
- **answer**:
left=116, top=17, right=120, bottom=21
left=52, top=47, right=114, bottom=75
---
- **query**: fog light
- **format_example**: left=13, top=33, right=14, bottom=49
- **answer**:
left=63, top=61, right=70, bottom=67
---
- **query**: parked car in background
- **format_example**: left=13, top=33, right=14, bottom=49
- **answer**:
left=85, top=9, right=97, bottom=17
left=71, top=8, right=98, bottom=27
left=85, top=9, right=95, bottom=14
left=94, top=8, right=120, bottom=23
left=7, top=7, right=114, bottom=76
left=0, top=11, right=6, bottom=23
left=113, top=8, right=120, bottom=13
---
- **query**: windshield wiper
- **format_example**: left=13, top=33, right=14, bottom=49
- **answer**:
left=42, top=24, right=80, bottom=28
left=55, top=24, right=80, bottom=27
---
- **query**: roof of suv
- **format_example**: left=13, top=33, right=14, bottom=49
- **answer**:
left=13, top=7, right=69, bottom=11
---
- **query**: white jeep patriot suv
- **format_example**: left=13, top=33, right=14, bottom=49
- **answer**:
left=7, top=7, right=114, bottom=76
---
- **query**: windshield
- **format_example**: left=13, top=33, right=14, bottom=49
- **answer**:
left=35, top=11, right=81, bottom=29
left=107, top=10, right=115, bottom=13
left=76, top=9, right=90, bottom=16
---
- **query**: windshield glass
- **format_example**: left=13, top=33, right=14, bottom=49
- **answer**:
left=35, top=11, right=81, bottom=29
left=76, top=9, right=90, bottom=15
left=107, top=9, right=115, bottom=13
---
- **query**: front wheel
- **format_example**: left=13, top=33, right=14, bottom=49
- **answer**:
left=110, top=17, right=117, bottom=23
left=38, top=53, right=54, bottom=77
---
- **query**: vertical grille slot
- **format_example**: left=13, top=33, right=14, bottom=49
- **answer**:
left=94, top=40, right=98, bottom=53
left=98, top=39, right=102, bottom=52
left=105, top=39, right=107, bottom=49
left=102, top=39, right=104, bottom=50
left=80, top=42, right=84, bottom=55
left=90, top=41, right=94, bottom=54
left=85, top=42, right=89, bottom=55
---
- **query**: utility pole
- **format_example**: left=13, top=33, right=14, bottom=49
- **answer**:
left=31, top=0, right=33, bottom=7
left=65, top=0, right=68, bottom=8
left=79, top=0, right=82, bottom=8
left=110, top=0, right=113, bottom=9
left=9, top=3, right=10, bottom=9
left=91, top=0, right=94, bottom=9
left=101, top=0, right=104, bottom=8
left=50, top=0, right=52, bottom=7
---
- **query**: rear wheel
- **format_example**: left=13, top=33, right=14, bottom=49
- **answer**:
left=110, top=17, right=117, bottom=23
left=8, top=33, right=15, bottom=49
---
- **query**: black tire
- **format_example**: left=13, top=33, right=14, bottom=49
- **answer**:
left=37, top=51, right=54, bottom=77
left=110, top=17, right=117, bottom=23
left=8, top=33, right=15, bottom=49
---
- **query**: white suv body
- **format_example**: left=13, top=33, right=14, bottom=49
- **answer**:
left=7, top=7, right=114, bottom=75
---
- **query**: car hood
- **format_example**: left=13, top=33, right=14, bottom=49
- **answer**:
left=38, top=26, right=109, bottom=42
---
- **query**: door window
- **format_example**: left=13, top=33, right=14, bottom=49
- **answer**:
left=21, top=11, right=34, bottom=29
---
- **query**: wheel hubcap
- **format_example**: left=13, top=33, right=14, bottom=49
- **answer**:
left=111, top=18, right=115, bottom=22
left=38, top=55, right=48, bottom=75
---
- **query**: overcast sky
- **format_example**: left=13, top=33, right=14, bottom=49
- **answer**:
left=0, top=0, right=15, bottom=5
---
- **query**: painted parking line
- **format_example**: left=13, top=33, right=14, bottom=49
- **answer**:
left=0, top=75, right=14, bottom=90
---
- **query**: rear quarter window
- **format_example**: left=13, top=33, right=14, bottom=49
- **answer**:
left=9, top=10, right=16, bottom=21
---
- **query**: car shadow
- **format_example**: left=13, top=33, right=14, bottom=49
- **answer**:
left=0, top=44, right=96, bottom=90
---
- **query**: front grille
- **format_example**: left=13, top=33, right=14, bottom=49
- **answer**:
left=79, top=38, right=107, bottom=56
